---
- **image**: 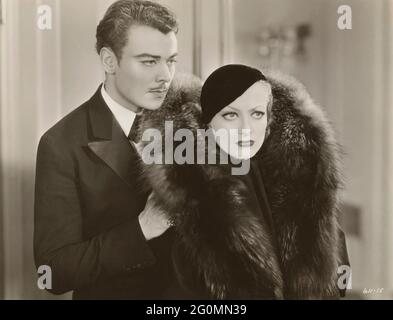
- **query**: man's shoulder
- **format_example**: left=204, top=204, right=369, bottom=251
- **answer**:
left=39, top=89, right=101, bottom=148
left=41, top=102, right=89, bottom=144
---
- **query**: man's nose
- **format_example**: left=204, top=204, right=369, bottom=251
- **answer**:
left=156, top=62, right=172, bottom=83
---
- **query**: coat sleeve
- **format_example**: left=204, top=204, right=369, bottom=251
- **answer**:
left=34, top=134, right=156, bottom=295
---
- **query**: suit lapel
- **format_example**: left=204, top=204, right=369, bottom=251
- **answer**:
left=87, top=85, right=139, bottom=187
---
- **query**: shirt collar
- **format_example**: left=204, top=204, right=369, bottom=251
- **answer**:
left=101, top=84, right=137, bottom=137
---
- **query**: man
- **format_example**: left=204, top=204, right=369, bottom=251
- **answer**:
left=34, top=0, right=178, bottom=299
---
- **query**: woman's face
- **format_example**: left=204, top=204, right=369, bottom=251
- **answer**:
left=209, top=81, right=271, bottom=160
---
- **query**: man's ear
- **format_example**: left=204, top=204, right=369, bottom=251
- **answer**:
left=100, top=47, right=118, bottom=74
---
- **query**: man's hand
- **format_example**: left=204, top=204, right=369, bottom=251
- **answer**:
left=138, top=193, right=172, bottom=241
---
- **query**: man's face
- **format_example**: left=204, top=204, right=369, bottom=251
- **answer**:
left=112, top=25, right=178, bottom=111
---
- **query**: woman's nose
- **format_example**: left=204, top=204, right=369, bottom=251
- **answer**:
left=239, top=117, right=252, bottom=138
left=241, top=116, right=251, bottom=130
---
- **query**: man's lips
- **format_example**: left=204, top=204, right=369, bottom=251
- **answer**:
left=149, top=87, right=168, bottom=93
left=237, top=140, right=255, bottom=147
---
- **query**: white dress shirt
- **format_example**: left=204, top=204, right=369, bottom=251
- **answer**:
left=101, top=84, right=138, bottom=137
left=101, top=84, right=145, bottom=155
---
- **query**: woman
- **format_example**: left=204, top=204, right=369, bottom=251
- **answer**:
left=137, top=64, right=349, bottom=299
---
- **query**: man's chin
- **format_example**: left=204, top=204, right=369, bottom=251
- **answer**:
left=140, top=100, right=165, bottom=111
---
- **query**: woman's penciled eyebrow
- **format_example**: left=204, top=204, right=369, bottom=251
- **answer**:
left=226, top=105, right=239, bottom=111
left=251, top=105, right=266, bottom=111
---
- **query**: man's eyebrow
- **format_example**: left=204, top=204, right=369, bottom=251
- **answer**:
left=134, top=54, right=161, bottom=59
left=133, top=53, right=178, bottom=59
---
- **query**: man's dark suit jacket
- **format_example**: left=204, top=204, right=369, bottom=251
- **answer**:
left=34, top=86, right=175, bottom=299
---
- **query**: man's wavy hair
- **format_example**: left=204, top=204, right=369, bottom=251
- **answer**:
left=96, top=0, right=178, bottom=60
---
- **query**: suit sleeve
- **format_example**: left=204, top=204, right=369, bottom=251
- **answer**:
left=34, top=134, right=156, bottom=295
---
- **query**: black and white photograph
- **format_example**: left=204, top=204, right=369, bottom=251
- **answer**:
left=0, top=0, right=392, bottom=302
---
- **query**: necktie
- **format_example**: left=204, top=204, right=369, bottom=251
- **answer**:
left=128, top=113, right=143, bottom=143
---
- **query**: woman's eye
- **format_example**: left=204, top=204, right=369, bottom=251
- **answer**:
left=222, top=112, right=238, bottom=120
left=252, top=111, right=265, bottom=119
left=142, top=60, right=157, bottom=66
